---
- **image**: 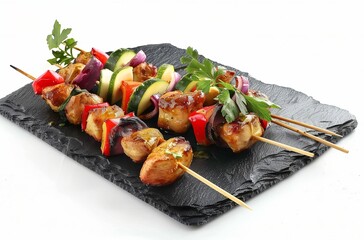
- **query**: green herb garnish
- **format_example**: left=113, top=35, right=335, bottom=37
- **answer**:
left=181, top=47, right=225, bottom=94
left=180, top=47, right=281, bottom=123
left=46, top=20, right=78, bottom=67
left=165, top=149, right=183, bottom=159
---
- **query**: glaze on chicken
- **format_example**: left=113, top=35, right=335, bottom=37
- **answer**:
left=158, top=90, right=205, bottom=133
left=216, top=114, right=264, bottom=153
left=85, top=105, right=124, bottom=141
left=65, top=92, right=103, bottom=125
left=133, top=62, right=157, bottom=82
left=140, top=137, right=193, bottom=186
left=121, top=128, right=165, bottom=163
left=42, top=83, right=75, bottom=112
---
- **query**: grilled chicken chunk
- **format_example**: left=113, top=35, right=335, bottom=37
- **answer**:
left=85, top=105, right=124, bottom=141
left=65, top=92, right=103, bottom=125
left=75, top=51, right=93, bottom=65
left=121, top=128, right=165, bottom=163
left=140, top=137, right=193, bottom=186
left=42, top=83, right=75, bottom=112
left=133, top=62, right=157, bottom=82
left=58, top=63, right=85, bottom=84
left=216, top=114, right=264, bottom=153
left=158, top=90, right=205, bottom=133
left=217, top=70, right=235, bottom=84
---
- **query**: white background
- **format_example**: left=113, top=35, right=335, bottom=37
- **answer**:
left=0, top=0, right=363, bottom=239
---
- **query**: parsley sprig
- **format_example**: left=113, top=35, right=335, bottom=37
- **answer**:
left=180, top=47, right=280, bottom=123
left=181, top=47, right=225, bottom=94
left=46, top=20, right=78, bottom=67
left=218, top=82, right=280, bottom=122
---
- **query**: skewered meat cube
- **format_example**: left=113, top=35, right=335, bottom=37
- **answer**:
left=217, top=70, right=235, bottom=84
left=216, top=114, right=264, bottom=153
left=158, top=90, right=205, bottom=133
left=58, top=63, right=85, bottom=84
left=121, top=128, right=165, bottom=163
left=65, top=92, right=103, bottom=125
left=41, top=83, right=75, bottom=112
left=133, top=62, right=157, bottom=82
left=85, top=105, right=124, bottom=141
left=75, top=51, right=93, bottom=65
left=140, top=137, right=193, bottom=186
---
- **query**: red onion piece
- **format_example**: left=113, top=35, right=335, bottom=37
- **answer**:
left=139, top=94, right=160, bottom=120
left=73, top=57, right=103, bottom=91
left=174, top=72, right=181, bottom=83
left=235, top=75, right=249, bottom=94
left=166, top=72, right=182, bottom=92
left=109, top=116, right=147, bottom=155
left=205, top=105, right=228, bottom=147
left=127, top=50, right=147, bottom=67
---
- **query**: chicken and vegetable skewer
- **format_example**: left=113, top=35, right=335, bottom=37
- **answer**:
left=8, top=20, right=348, bottom=212
left=10, top=65, right=252, bottom=210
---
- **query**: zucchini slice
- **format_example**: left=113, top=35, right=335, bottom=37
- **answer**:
left=104, top=48, right=136, bottom=71
left=107, top=66, right=133, bottom=104
left=98, top=69, right=113, bottom=101
left=175, top=74, right=198, bottom=92
left=156, top=64, right=174, bottom=82
left=127, top=78, right=169, bottom=116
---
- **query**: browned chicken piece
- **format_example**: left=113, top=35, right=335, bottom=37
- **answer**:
left=42, top=83, right=75, bottom=112
left=158, top=90, right=205, bottom=133
left=58, top=63, right=85, bottom=84
left=121, top=128, right=165, bottom=163
left=75, top=51, right=93, bottom=65
left=65, top=92, right=103, bottom=125
left=217, top=70, right=235, bottom=84
left=133, top=62, right=157, bottom=82
left=85, top=105, right=124, bottom=141
left=247, top=89, right=269, bottom=99
left=140, top=137, right=193, bottom=186
left=216, top=114, right=264, bottom=153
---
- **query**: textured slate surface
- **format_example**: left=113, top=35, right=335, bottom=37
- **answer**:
left=0, top=43, right=357, bottom=226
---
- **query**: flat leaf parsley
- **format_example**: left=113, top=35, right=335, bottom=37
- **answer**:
left=180, top=47, right=281, bottom=123
left=46, top=20, right=78, bottom=67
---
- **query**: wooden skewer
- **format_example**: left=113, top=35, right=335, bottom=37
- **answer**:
left=10, top=65, right=36, bottom=81
left=178, top=162, right=251, bottom=210
left=54, top=63, right=63, bottom=69
left=271, top=114, right=342, bottom=138
left=271, top=119, right=349, bottom=153
left=61, top=42, right=86, bottom=53
left=74, top=45, right=86, bottom=53
left=253, top=136, right=314, bottom=157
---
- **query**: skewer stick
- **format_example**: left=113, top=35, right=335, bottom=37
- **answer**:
left=54, top=63, right=63, bottom=69
left=253, top=136, right=314, bottom=157
left=74, top=45, right=86, bottom=53
left=271, top=114, right=342, bottom=138
left=177, top=162, right=252, bottom=210
left=62, top=42, right=86, bottom=53
left=10, top=65, right=36, bottom=81
left=272, top=119, right=349, bottom=153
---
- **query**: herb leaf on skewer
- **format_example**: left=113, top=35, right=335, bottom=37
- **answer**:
left=46, top=20, right=78, bottom=67
left=181, top=47, right=280, bottom=123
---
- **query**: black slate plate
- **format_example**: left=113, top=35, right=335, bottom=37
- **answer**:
left=0, top=44, right=357, bottom=226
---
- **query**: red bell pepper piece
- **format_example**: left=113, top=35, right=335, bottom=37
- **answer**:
left=91, top=48, right=109, bottom=65
left=188, top=105, right=215, bottom=145
left=121, top=81, right=142, bottom=112
left=101, top=118, right=120, bottom=156
left=81, top=102, right=110, bottom=131
left=260, top=119, right=269, bottom=130
left=100, top=112, right=135, bottom=156
left=32, top=70, right=64, bottom=95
